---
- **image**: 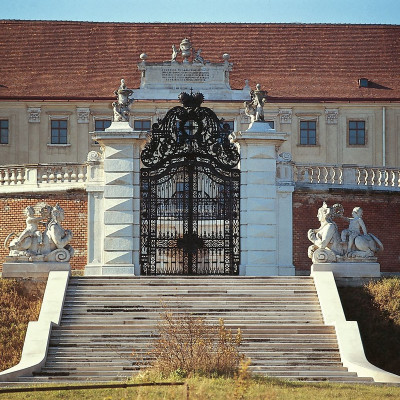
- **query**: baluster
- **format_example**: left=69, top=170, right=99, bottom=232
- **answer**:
left=64, top=170, right=70, bottom=182
left=9, top=168, right=16, bottom=185
left=48, top=169, right=56, bottom=184
left=70, top=168, right=77, bottom=182
left=316, top=166, right=321, bottom=183
left=383, top=169, right=389, bottom=186
left=337, top=167, right=343, bottom=184
left=0, top=170, right=4, bottom=185
left=318, top=166, right=329, bottom=183
left=16, top=168, right=23, bottom=184
left=78, top=166, right=85, bottom=182
left=371, top=168, right=378, bottom=186
left=390, top=170, right=395, bottom=187
left=40, top=170, right=48, bottom=184
left=57, top=170, right=63, bottom=183
left=4, top=169, right=10, bottom=185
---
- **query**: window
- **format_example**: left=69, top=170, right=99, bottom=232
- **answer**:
left=300, top=120, right=317, bottom=145
left=0, top=120, right=9, bottom=144
left=95, top=119, right=111, bottom=131
left=134, top=119, right=151, bottom=131
left=349, top=121, right=365, bottom=145
left=221, top=120, right=234, bottom=133
left=51, top=119, right=68, bottom=144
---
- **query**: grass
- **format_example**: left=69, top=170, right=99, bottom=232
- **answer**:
left=1, top=376, right=400, bottom=400
left=338, top=277, right=400, bottom=375
left=0, top=278, right=46, bottom=371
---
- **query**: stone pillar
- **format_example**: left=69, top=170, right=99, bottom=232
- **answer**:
left=84, top=121, right=146, bottom=276
left=235, top=122, right=295, bottom=276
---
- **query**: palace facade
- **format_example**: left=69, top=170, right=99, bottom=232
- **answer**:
left=0, top=21, right=399, bottom=275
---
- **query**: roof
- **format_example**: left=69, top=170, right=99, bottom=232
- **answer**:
left=0, top=20, right=399, bottom=102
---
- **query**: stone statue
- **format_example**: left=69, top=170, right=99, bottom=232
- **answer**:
left=244, top=84, right=267, bottom=122
left=171, top=44, right=179, bottom=62
left=308, top=202, right=344, bottom=263
left=112, top=79, right=134, bottom=122
left=340, top=206, right=383, bottom=258
left=307, top=202, right=383, bottom=263
left=193, top=48, right=205, bottom=64
left=4, top=204, right=74, bottom=262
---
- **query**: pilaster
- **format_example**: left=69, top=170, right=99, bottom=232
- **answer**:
left=236, top=121, right=294, bottom=276
left=84, top=122, right=146, bottom=276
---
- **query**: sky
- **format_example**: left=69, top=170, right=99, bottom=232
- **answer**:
left=1, top=0, right=399, bottom=24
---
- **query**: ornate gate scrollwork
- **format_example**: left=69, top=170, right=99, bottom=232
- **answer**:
left=140, top=92, right=240, bottom=275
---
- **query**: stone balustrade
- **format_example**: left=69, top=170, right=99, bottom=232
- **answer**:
left=281, top=163, right=400, bottom=190
left=1, top=162, right=399, bottom=193
left=0, top=164, right=88, bottom=193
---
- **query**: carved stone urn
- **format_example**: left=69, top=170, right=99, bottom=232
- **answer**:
left=180, top=38, right=192, bottom=63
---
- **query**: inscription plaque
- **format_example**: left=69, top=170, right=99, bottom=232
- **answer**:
left=161, top=68, right=210, bottom=83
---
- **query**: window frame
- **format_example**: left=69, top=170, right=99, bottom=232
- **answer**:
left=348, top=120, right=366, bottom=146
left=48, top=116, right=70, bottom=146
left=0, top=119, right=9, bottom=145
left=299, top=119, right=317, bottom=146
left=94, top=118, right=112, bottom=132
left=133, top=119, right=152, bottom=132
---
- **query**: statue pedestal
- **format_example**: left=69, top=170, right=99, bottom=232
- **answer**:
left=311, top=262, right=380, bottom=287
left=2, top=262, right=71, bottom=279
left=311, top=262, right=381, bottom=278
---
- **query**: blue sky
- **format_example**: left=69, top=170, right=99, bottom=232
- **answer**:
left=1, top=0, right=399, bottom=24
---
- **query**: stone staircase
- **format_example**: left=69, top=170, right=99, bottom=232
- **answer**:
left=18, top=276, right=373, bottom=383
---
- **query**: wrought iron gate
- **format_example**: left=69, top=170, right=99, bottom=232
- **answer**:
left=140, top=92, right=240, bottom=275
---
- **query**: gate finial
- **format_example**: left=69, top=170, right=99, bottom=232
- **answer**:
left=178, top=91, right=204, bottom=108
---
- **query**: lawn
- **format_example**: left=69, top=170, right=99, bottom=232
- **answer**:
left=0, top=377, right=400, bottom=400
left=0, top=278, right=46, bottom=371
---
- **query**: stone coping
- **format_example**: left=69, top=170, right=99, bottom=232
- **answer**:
left=311, top=262, right=380, bottom=278
left=0, top=270, right=70, bottom=383
left=312, top=270, right=400, bottom=383
left=2, top=262, right=71, bottom=279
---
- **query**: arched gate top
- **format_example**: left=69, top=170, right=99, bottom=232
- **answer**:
left=141, top=92, right=240, bottom=170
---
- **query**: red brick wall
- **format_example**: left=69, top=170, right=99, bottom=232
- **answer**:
left=293, top=190, right=400, bottom=274
left=0, top=191, right=87, bottom=272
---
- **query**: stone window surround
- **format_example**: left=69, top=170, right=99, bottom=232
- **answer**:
left=347, top=118, right=367, bottom=147
left=296, top=115, right=320, bottom=147
left=0, top=113, right=15, bottom=147
left=46, top=113, right=72, bottom=147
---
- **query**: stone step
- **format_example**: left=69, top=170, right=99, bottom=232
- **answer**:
left=23, top=276, right=372, bottom=384
left=49, top=331, right=336, bottom=339
left=51, top=324, right=335, bottom=333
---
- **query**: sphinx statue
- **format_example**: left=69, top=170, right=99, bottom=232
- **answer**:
left=4, top=204, right=74, bottom=262
left=308, top=202, right=383, bottom=263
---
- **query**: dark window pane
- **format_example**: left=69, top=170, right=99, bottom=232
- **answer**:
left=348, top=120, right=365, bottom=145
left=95, top=119, right=112, bottom=131
left=134, top=120, right=151, bottom=131
left=51, top=119, right=68, bottom=144
left=0, top=119, right=8, bottom=144
left=300, top=120, right=317, bottom=145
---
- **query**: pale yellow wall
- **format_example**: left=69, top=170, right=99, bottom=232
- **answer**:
left=0, top=100, right=399, bottom=168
